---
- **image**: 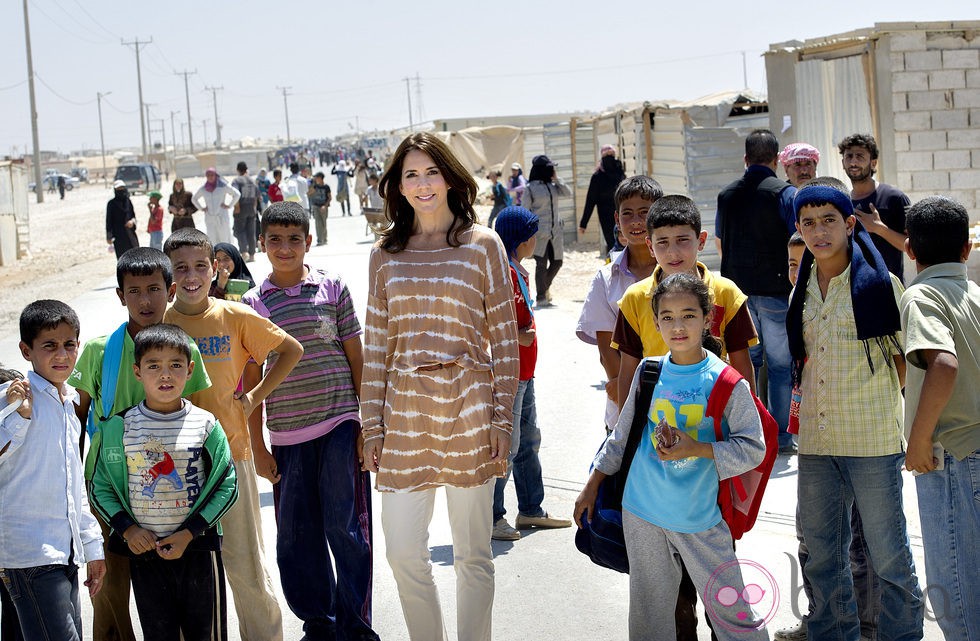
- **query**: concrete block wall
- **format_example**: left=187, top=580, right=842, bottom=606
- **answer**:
left=886, top=29, right=980, bottom=217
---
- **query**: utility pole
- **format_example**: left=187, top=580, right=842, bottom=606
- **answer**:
left=180, top=122, right=186, bottom=151
left=97, top=91, right=111, bottom=188
left=144, top=103, right=155, bottom=151
left=122, top=37, right=152, bottom=161
left=415, top=72, right=423, bottom=124
left=742, top=51, right=748, bottom=89
left=404, top=77, right=413, bottom=131
left=175, top=69, right=197, bottom=154
left=170, top=110, right=179, bottom=155
left=202, top=119, right=210, bottom=149
left=277, top=86, right=291, bottom=142
left=205, top=86, right=223, bottom=149
left=22, top=0, right=43, bottom=203
left=158, top=119, right=167, bottom=175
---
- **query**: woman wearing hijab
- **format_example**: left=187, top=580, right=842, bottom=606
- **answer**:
left=579, top=144, right=626, bottom=255
left=524, top=154, right=572, bottom=307
left=192, top=167, right=240, bottom=244
left=209, top=242, right=255, bottom=299
left=168, top=177, right=198, bottom=232
left=106, top=179, right=140, bottom=258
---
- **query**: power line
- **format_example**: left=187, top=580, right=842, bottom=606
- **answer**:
left=427, top=49, right=755, bottom=82
left=27, top=0, right=106, bottom=45
left=0, top=79, right=28, bottom=92
left=34, top=73, right=96, bottom=105
left=70, top=0, right=118, bottom=39
left=101, top=96, right=138, bottom=115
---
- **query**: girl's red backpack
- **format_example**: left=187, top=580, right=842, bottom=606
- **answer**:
left=705, top=365, right=779, bottom=540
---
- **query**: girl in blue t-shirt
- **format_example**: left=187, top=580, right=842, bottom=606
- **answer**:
left=575, top=273, right=769, bottom=640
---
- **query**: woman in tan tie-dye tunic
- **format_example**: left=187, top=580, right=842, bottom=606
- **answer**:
left=360, top=132, right=518, bottom=641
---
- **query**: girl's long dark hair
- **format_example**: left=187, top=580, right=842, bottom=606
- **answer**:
left=377, top=132, right=478, bottom=253
left=653, top=273, right=723, bottom=356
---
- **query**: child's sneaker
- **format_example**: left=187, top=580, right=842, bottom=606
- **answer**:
left=492, top=518, right=520, bottom=541
left=773, top=621, right=807, bottom=641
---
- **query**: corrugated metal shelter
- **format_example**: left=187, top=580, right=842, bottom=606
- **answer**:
left=765, top=21, right=980, bottom=219
left=569, top=93, right=769, bottom=263
left=0, top=161, right=30, bottom=264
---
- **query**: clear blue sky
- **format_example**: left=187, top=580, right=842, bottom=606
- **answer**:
left=1, top=1, right=972, bottom=154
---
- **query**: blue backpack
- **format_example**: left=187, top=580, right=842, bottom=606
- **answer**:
left=574, top=358, right=662, bottom=573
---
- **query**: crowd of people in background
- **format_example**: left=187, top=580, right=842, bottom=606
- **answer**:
left=2, top=127, right=976, bottom=641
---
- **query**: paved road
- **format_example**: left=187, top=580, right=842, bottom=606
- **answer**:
left=0, top=211, right=943, bottom=639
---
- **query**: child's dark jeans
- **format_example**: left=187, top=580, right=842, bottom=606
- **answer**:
left=0, top=563, right=81, bottom=640
left=272, top=419, right=378, bottom=641
left=130, top=549, right=226, bottom=641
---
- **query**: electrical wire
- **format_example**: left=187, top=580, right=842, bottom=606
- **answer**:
left=427, top=49, right=754, bottom=82
left=70, top=0, right=119, bottom=40
left=0, top=79, right=28, bottom=92
left=28, top=0, right=107, bottom=46
left=34, top=74, right=96, bottom=106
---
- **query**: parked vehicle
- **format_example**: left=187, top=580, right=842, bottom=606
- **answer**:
left=28, top=174, right=79, bottom=191
left=114, top=163, right=161, bottom=194
left=70, top=167, right=89, bottom=183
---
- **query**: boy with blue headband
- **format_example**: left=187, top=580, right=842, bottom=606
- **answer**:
left=787, top=177, right=923, bottom=641
left=491, top=206, right=572, bottom=540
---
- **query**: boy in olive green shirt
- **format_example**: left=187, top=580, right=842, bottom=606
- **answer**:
left=900, top=196, right=980, bottom=641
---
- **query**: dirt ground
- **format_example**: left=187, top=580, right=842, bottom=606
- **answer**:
left=0, top=178, right=606, bottom=339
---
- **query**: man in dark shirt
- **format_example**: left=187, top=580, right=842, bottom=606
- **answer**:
left=715, top=129, right=797, bottom=453
left=838, top=133, right=910, bottom=283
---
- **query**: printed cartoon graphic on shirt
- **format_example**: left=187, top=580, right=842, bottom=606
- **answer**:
left=127, top=435, right=205, bottom=516
left=133, top=437, right=183, bottom=497
left=648, top=384, right=710, bottom=470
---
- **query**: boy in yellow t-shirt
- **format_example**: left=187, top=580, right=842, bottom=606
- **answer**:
left=612, top=195, right=757, bottom=406
left=610, top=194, right=758, bottom=641
left=162, top=228, right=303, bottom=641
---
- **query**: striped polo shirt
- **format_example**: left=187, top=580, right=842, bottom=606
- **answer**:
left=243, top=268, right=362, bottom=445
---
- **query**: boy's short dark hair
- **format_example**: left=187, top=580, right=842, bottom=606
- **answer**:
left=273, top=169, right=282, bottom=179
left=163, top=228, right=214, bottom=261
left=646, top=195, right=701, bottom=235
left=261, top=201, right=310, bottom=235
left=906, top=196, right=970, bottom=266
left=745, top=129, right=779, bottom=165
left=237, top=161, right=247, bottom=173
left=837, top=133, right=878, bottom=160
left=20, top=300, right=80, bottom=346
left=614, top=175, right=663, bottom=210
left=314, top=171, right=325, bottom=179
left=116, top=247, right=173, bottom=289
left=788, top=231, right=806, bottom=248
left=134, top=323, right=192, bottom=365
left=289, top=162, right=299, bottom=174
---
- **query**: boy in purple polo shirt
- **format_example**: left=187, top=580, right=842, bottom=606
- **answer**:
left=243, top=201, right=378, bottom=641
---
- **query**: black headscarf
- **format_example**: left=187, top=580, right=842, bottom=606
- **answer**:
left=212, top=242, right=255, bottom=289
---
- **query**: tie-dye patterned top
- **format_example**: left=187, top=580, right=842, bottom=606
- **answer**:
left=361, top=225, right=520, bottom=491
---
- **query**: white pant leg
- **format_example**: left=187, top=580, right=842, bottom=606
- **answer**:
left=445, top=481, right=495, bottom=641
left=382, top=488, right=448, bottom=641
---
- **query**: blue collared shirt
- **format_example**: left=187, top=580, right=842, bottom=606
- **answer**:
left=0, top=371, right=104, bottom=569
